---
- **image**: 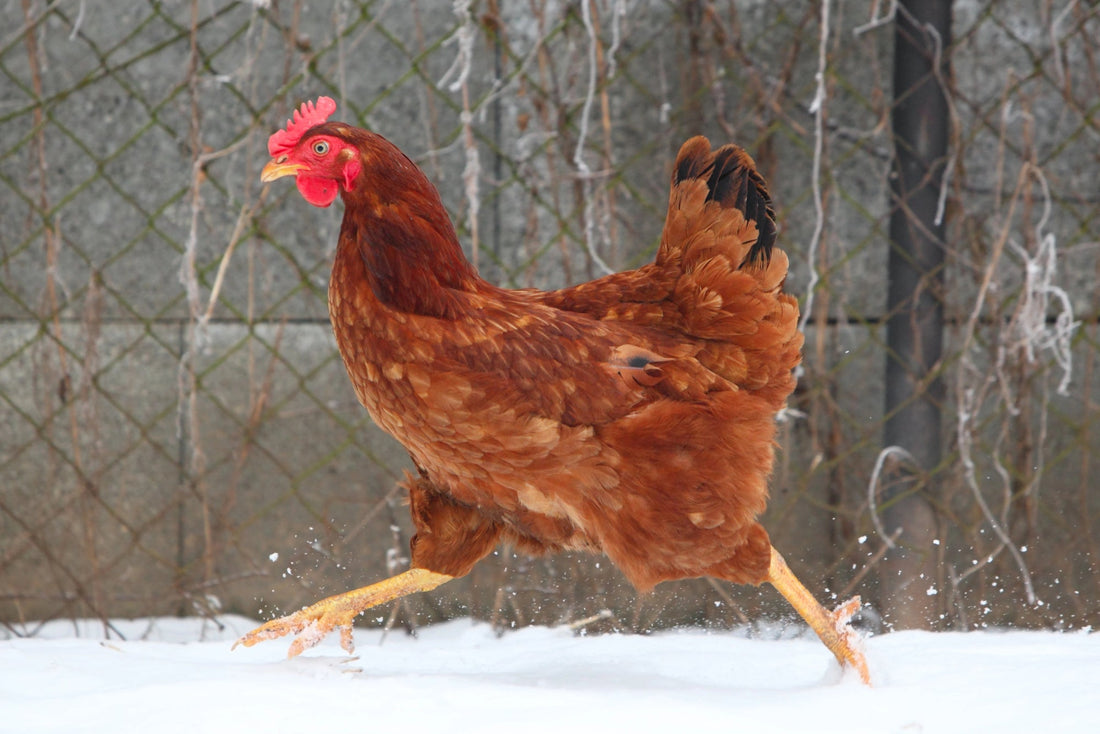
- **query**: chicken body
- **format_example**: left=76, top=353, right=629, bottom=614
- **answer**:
left=326, top=130, right=795, bottom=592
left=238, top=99, right=868, bottom=683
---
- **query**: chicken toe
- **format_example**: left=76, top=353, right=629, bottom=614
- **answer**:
left=766, top=547, right=871, bottom=685
left=233, top=568, right=453, bottom=657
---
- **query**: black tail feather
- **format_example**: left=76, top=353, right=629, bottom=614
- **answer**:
left=673, top=141, right=776, bottom=269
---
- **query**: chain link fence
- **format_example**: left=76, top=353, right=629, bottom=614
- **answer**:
left=1, top=0, right=1097, bottom=638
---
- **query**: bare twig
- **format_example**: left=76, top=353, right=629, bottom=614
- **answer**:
left=1049, top=0, right=1079, bottom=89
left=867, top=446, right=916, bottom=549
left=440, top=0, right=481, bottom=269
left=838, top=528, right=904, bottom=600
left=574, top=0, right=613, bottom=277
left=197, top=138, right=260, bottom=328
left=704, top=578, right=751, bottom=625
left=853, top=0, right=896, bottom=37
left=179, top=0, right=214, bottom=591
left=567, top=609, right=615, bottom=631
left=798, top=0, right=830, bottom=332
left=954, top=162, right=1046, bottom=607
left=1006, top=167, right=1078, bottom=395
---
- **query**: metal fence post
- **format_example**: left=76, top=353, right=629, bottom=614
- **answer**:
left=881, top=0, right=952, bottom=629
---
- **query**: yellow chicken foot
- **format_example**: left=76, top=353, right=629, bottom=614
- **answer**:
left=233, top=568, right=454, bottom=658
left=766, top=547, right=871, bottom=685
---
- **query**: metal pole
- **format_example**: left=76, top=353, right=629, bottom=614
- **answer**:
left=881, top=0, right=952, bottom=629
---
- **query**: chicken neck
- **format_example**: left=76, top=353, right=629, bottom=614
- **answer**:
left=334, top=157, right=486, bottom=321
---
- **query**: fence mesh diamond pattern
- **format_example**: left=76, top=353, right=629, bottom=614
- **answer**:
left=2, top=0, right=1097, bottom=637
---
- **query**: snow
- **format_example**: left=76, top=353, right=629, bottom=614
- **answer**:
left=2, top=617, right=1097, bottom=733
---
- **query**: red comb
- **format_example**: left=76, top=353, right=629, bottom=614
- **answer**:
left=268, top=97, right=338, bottom=156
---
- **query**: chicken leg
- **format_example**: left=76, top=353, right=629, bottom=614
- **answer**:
left=767, top=546, right=871, bottom=684
left=235, top=552, right=869, bottom=684
left=233, top=568, right=453, bottom=657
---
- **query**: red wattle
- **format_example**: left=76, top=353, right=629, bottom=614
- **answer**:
left=297, top=176, right=339, bottom=207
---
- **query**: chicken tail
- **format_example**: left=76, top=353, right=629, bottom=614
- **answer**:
left=658, top=137, right=802, bottom=406
left=666, top=137, right=775, bottom=265
left=659, top=136, right=787, bottom=283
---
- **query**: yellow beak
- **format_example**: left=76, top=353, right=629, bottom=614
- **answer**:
left=260, top=159, right=305, bottom=183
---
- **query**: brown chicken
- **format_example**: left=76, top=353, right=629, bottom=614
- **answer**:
left=235, top=97, right=870, bottom=683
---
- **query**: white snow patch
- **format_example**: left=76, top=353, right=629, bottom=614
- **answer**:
left=1, top=617, right=1097, bottom=733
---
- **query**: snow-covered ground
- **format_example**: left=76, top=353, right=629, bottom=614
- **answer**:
left=2, top=616, right=1097, bottom=733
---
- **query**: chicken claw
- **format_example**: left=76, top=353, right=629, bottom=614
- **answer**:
left=233, top=568, right=453, bottom=658
left=233, top=600, right=360, bottom=657
left=820, top=595, right=869, bottom=681
left=766, top=547, right=872, bottom=685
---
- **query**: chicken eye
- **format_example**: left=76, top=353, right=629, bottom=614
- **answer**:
left=312, top=140, right=330, bottom=156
